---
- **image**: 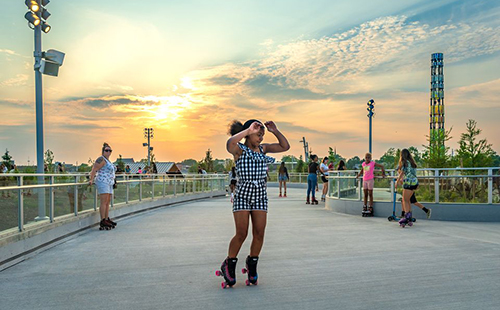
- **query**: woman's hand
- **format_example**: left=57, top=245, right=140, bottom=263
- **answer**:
left=264, top=121, right=278, bottom=133
left=248, top=121, right=264, bottom=135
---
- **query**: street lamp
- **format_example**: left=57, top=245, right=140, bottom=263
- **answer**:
left=367, top=99, right=375, bottom=154
left=24, top=0, right=65, bottom=221
left=143, top=128, right=154, bottom=167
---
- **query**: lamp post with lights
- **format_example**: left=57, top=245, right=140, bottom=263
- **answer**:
left=24, top=0, right=65, bottom=221
left=143, top=128, right=154, bottom=168
left=366, top=99, right=375, bottom=154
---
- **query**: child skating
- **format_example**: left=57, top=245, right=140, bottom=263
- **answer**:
left=217, top=119, right=289, bottom=288
left=396, top=149, right=431, bottom=227
left=356, top=153, right=386, bottom=217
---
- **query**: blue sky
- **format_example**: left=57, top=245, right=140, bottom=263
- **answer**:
left=0, top=0, right=499, bottom=164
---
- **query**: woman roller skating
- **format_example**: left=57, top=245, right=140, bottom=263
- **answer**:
left=396, top=149, right=421, bottom=227
left=216, top=119, right=289, bottom=288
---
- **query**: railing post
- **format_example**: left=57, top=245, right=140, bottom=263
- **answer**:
left=434, top=169, right=440, bottom=204
left=152, top=175, right=155, bottom=200
left=299, top=174, right=301, bottom=184
left=174, top=176, right=177, bottom=196
left=184, top=178, right=187, bottom=195
left=49, top=176, right=54, bottom=222
left=74, top=176, right=78, bottom=216
left=488, top=168, right=493, bottom=204
left=17, top=176, right=24, bottom=232
left=337, top=174, right=341, bottom=198
left=194, top=177, right=196, bottom=193
left=390, top=171, right=395, bottom=203
left=210, top=176, right=213, bottom=193
left=358, top=177, right=362, bottom=201
left=163, top=176, right=166, bottom=197
left=126, top=175, right=129, bottom=204
left=139, top=175, right=143, bottom=201
left=93, top=181, right=97, bottom=211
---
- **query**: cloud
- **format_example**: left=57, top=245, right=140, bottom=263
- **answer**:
left=189, top=15, right=500, bottom=99
left=0, top=74, right=29, bottom=87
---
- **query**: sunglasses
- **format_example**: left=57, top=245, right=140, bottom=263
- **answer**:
left=104, top=149, right=112, bottom=152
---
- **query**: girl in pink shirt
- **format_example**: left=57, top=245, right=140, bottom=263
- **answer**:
left=356, top=153, right=386, bottom=217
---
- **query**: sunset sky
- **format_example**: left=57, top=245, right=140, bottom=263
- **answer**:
left=1, top=0, right=499, bottom=165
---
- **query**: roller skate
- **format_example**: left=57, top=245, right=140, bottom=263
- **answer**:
left=242, top=256, right=259, bottom=286
left=99, top=219, right=113, bottom=230
left=306, top=197, right=310, bottom=204
left=362, top=205, right=368, bottom=217
left=279, top=192, right=282, bottom=197
left=215, top=257, right=237, bottom=289
left=312, top=198, right=319, bottom=205
left=399, top=211, right=413, bottom=228
left=284, top=192, right=287, bottom=197
left=106, top=218, right=117, bottom=228
left=366, top=205, right=374, bottom=217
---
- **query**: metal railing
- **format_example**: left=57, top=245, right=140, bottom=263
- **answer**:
left=326, top=167, right=500, bottom=205
left=0, top=173, right=228, bottom=233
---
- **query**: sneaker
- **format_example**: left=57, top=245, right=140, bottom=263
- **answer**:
left=279, top=193, right=282, bottom=197
left=284, top=193, right=287, bottom=197
left=426, top=208, right=432, bottom=219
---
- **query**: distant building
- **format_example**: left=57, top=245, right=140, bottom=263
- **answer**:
left=114, top=159, right=182, bottom=175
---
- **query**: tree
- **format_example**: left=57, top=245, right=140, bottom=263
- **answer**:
left=281, top=155, right=299, bottom=163
left=202, top=149, right=214, bottom=172
left=2, top=149, right=13, bottom=170
left=224, top=159, right=235, bottom=172
left=456, top=120, right=495, bottom=168
left=295, top=155, right=306, bottom=173
left=346, top=156, right=362, bottom=170
left=422, top=128, right=453, bottom=168
left=116, top=154, right=125, bottom=172
left=44, top=149, right=54, bottom=172
left=377, top=148, right=398, bottom=169
left=328, top=147, right=345, bottom=166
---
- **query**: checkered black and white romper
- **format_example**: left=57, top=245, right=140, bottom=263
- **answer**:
left=233, top=143, right=275, bottom=212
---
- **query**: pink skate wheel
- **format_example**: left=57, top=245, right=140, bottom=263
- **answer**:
left=408, top=222, right=413, bottom=227
left=215, top=270, right=221, bottom=277
left=221, top=282, right=226, bottom=289
left=245, top=279, right=250, bottom=286
left=242, top=268, right=247, bottom=274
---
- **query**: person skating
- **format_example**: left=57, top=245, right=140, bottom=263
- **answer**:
left=396, top=149, right=431, bottom=227
left=307, top=155, right=320, bottom=205
left=278, top=162, right=289, bottom=197
left=356, top=153, right=386, bottom=217
left=217, top=119, right=289, bottom=288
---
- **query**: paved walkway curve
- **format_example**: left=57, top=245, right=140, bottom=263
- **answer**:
left=1, top=188, right=500, bottom=310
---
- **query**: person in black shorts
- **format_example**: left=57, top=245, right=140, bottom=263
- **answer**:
left=218, top=119, right=289, bottom=288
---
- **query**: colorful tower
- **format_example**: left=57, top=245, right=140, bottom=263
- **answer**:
left=430, top=53, right=444, bottom=149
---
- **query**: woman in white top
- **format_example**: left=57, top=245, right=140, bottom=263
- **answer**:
left=320, top=157, right=330, bottom=201
left=89, top=142, right=117, bottom=230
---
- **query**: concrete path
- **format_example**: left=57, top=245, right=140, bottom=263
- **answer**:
left=1, top=188, right=500, bottom=310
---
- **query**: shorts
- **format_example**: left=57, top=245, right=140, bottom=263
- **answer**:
left=233, top=196, right=268, bottom=212
left=95, top=182, right=113, bottom=195
left=230, top=179, right=237, bottom=186
left=321, top=176, right=328, bottom=183
left=363, top=179, right=374, bottom=190
left=278, top=175, right=288, bottom=182
left=403, top=184, right=419, bottom=190
left=410, top=193, right=417, bottom=204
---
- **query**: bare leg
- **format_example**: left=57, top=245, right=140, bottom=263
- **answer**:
left=99, top=194, right=107, bottom=219
left=413, top=201, right=425, bottom=210
left=249, top=211, right=267, bottom=257
left=105, top=194, right=112, bottom=218
left=402, top=189, right=414, bottom=213
left=284, top=182, right=287, bottom=195
left=279, top=181, right=282, bottom=195
left=322, top=182, right=328, bottom=197
left=363, top=189, right=368, bottom=205
left=228, top=211, right=250, bottom=258
left=368, top=190, right=374, bottom=207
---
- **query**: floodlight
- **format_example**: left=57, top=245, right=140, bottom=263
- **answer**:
left=44, top=49, right=64, bottom=65
left=25, top=0, right=39, bottom=12
left=25, top=11, right=41, bottom=26
left=41, top=8, right=51, bottom=20
left=40, top=59, right=59, bottom=77
left=41, top=22, right=51, bottom=33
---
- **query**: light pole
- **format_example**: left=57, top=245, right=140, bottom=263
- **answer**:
left=143, top=128, right=154, bottom=167
left=24, top=0, right=65, bottom=221
left=367, top=99, right=375, bottom=154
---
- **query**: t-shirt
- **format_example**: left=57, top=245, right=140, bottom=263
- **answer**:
left=362, top=161, right=375, bottom=181
left=402, top=160, right=419, bottom=186
left=308, top=162, right=319, bottom=174
left=320, top=163, right=329, bottom=176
